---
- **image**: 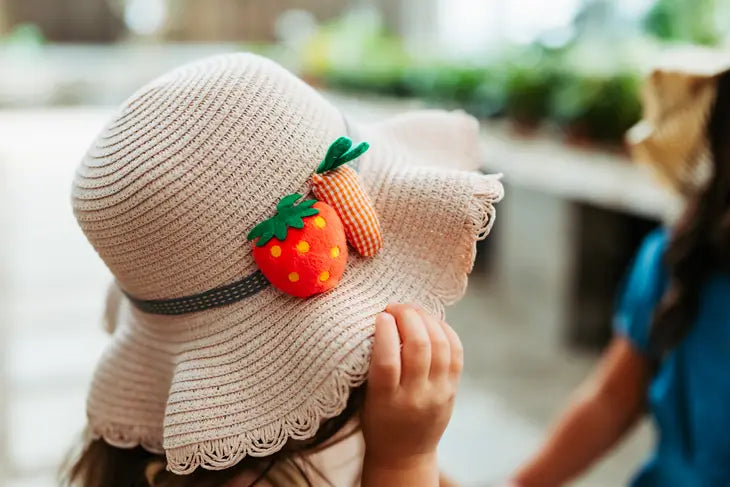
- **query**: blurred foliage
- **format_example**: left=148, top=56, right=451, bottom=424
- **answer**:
left=298, top=0, right=730, bottom=146
left=317, top=55, right=642, bottom=146
left=502, top=52, right=560, bottom=127
left=302, top=10, right=410, bottom=94
left=549, top=71, right=642, bottom=143
left=301, top=14, right=643, bottom=146
left=644, top=0, right=725, bottom=45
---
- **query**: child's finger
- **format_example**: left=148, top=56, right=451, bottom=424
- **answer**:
left=368, top=312, right=401, bottom=392
left=387, top=303, right=431, bottom=388
left=440, top=320, right=464, bottom=383
left=414, top=306, right=450, bottom=380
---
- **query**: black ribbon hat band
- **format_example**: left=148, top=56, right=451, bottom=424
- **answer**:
left=123, top=270, right=270, bottom=316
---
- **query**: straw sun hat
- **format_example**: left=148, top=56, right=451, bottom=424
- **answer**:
left=627, top=47, right=730, bottom=195
left=72, top=53, right=503, bottom=474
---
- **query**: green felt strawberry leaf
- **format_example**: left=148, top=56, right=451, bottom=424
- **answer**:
left=247, top=193, right=321, bottom=246
left=260, top=229, right=274, bottom=243
left=279, top=201, right=316, bottom=219
left=247, top=219, right=271, bottom=241
left=273, top=218, right=288, bottom=241
left=316, top=136, right=370, bottom=174
left=277, top=193, right=302, bottom=211
left=299, top=207, right=319, bottom=217
left=297, top=199, right=317, bottom=208
left=285, top=215, right=305, bottom=229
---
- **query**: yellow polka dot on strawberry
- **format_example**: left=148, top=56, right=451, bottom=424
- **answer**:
left=330, top=246, right=340, bottom=258
left=318, top=271, right=330, bottom=282
left=270, top=245, right=281, bottom=257
left=314, top=216, right=326, bottom=228
left=288, top=272, right=299, bottom=282
left=296, top=241, right=310, bottom=253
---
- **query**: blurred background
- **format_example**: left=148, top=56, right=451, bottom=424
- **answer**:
left=0, top=0, right=728, bottom=485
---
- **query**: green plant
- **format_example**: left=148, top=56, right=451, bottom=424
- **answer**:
left=644, top=0, right=723, bottom=45
left=550, top=71, right=641, bottom=142
left=501, top=47, right=563, bottom=125
left=300, top=13, right=648, bottom=145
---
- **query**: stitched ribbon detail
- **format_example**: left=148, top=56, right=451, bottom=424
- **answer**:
left=124, top=271, right=269, bottom=315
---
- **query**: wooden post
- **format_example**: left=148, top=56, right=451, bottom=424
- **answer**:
left=568, top=204, right=658, bottom=349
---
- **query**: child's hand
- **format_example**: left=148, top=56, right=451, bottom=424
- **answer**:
left=361, top=303, right=463, bottom=485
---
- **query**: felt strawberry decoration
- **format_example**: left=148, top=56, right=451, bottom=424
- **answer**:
left=247, top=193, right=347, bottom=298
left=311, top=137, right=383, bottom=257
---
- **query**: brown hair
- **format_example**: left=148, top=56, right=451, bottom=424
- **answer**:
left=62, top=386, right=365, bottom=487
left=649, top=70, right=730, bottom=356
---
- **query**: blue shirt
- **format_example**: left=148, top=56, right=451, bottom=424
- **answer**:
left=615, top=229, right=730, bottom=487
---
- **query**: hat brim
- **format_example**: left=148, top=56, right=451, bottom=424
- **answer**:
left=626, top=61, right=719, bottom=195
left=88, top=111, right=504, bottom=474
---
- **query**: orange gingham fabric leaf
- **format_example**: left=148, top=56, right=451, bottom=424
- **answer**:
left=312, top=165, right=383, bottom=257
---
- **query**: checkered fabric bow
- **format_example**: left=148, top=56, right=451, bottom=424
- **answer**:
left=311, top=137, right=383, bottom=257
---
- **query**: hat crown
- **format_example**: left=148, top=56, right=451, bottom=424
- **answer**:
left=72, top=54, right=343, bottom=299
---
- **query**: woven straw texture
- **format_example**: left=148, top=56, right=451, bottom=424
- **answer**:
left=72, top=53, right=504, bottom=474
left=627, top=69, right=716, bottom=196
left=627, top=47, right=730, bottom=195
